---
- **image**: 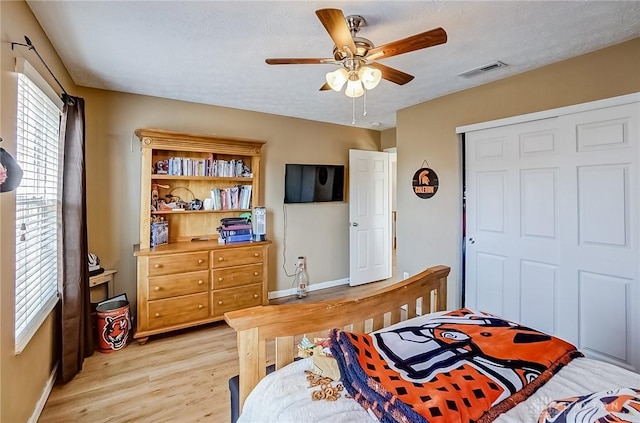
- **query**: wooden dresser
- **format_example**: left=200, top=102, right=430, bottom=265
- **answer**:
left=133, top=129, right=270, bottom=343
left=135, top=240, right=269, bottom=343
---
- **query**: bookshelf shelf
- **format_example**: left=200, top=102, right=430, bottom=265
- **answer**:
left=151, top=209, right=252, bottom=215
left=151, top=175, right=254, bottom=183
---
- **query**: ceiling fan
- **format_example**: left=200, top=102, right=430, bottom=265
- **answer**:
left=265, top=8, right=447, bottom=97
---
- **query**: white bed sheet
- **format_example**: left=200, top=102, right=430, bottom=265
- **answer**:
left=239, top=357, right=640, bottom=423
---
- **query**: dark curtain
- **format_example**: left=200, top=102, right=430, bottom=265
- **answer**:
left=58, top=94, right=93, bottom=383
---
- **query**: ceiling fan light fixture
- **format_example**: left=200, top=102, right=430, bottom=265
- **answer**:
left=326, top=68, right=349, bottom=91
left=345, top=78, right=364, bottom=98
left=358, top=66, right=382, bottom=90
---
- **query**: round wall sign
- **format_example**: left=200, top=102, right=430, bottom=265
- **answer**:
left=412, top=168, right=439, bottom=199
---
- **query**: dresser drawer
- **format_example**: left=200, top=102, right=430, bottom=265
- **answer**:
left=147, top=292, right=209, bottom=330
left=212, top=246, right=263, bottom=268
left=212, top=264, right=263, bottom=290
left=148, top=251, right=209, bottom=276
left=148, top=270, right=209, bottom=300
left=212, top=284, right=262, bottom=316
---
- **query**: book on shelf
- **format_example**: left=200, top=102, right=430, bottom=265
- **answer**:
left=225, top=233, right=252, bottom=243
left=210, top=188, right=221, bottom=210
left=220, top=188, right=230, bottom=210
left=230, top=186, right=239, bottom=210
left=220, top=223, right=252, bottom=230
left=218, top=228, right=252, bottom=237
left=239, top=185, right=252, bottom=209
left=183, top=158, right=190, bottom=176
left=220, top=217, right=250, bottom=225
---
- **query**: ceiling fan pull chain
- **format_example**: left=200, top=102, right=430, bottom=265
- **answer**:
left=363, top=90, right=368, bottom=117
left=352, top=97, right=356, bottom=125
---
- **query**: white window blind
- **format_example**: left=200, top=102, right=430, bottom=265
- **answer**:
left=14, top=61, right=63, bottom=354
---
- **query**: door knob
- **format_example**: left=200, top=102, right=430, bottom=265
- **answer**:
left=469, top=237, right=475, bottom=244
left=351, top=222, right=359, bottom=227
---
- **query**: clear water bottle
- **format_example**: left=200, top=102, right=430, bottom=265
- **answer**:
left=295, top=257, right=308, bottom=299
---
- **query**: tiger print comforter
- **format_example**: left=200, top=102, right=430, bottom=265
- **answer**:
left=330, top=309, right=583, bottom=423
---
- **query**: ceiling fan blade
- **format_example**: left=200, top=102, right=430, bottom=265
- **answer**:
left=315, top=8, right=356, bottom=56
left=367, top=27, right=447, bottom=60
left=266, top=58, right=333, bottom=65
left=369, top=62, right=414, bottom=85
left=319, top=82, right=331, bottom=91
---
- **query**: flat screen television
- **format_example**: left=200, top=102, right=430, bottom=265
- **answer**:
left=284, top=164, right=345, bottom=204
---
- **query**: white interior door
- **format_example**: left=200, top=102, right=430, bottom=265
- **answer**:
left=349, top=149, right=391, bottom=286
left=465, top=100, right=639, bottom=372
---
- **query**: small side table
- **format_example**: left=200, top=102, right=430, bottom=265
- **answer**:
left=89, top=269, right=117, bottom=303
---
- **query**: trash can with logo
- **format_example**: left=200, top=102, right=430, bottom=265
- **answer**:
left=96, top=299, right=131, bottom=353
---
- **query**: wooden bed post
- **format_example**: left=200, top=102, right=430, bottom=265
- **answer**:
left=236, top=327, right=265, bottom=411
left=438, top=275, right=447, bottom=311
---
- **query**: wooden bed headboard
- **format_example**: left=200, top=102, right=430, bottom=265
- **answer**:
left=224, top=265, right=450, bottom=409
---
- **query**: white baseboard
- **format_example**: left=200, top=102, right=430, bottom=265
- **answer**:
left=29, top=361, right=58, bottom=423
left=268, top=277, right=350, bottom=300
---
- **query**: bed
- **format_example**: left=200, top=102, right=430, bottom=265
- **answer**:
left=224, top=265, right=640, bottom=422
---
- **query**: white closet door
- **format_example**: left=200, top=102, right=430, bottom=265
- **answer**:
left=465, top=101, right=639, bottom=372
left=558, top=103, right=639, bottom=371
left=465, top=118, right=562, bottom=330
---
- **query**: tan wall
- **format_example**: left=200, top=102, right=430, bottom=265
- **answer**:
left=396, top=38, right=640, bottom=308
left=0, top=1, right=77, bottom=421
left=380, top=127, right=397, bottom=149
left=79, top=87, right=380, bottom=310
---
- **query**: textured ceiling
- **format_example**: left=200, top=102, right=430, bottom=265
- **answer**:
left=26, top=1, right=640, bottom=130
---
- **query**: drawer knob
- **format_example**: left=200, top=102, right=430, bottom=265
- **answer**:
left=218, top=257, right=224, bottom=262
left=198, top=280, right=204, bottom=285
left=154, top=286, right=160, bottom=291
left=253, top=294, right=259, bottom=298
left=154, top=264, right=160, bottom=269
left=254, top=253, right=259, bottom=257
left=254, top=271, right=259, bottom=276
left=198, top=259, right=204, bottom=264
left=218, top=300, right=223, bottom=305
left=198, top=304, right=203, bottom=309
left=218, top=277, right=223, bottom=282
left=154, top=313, right=160, bottom=318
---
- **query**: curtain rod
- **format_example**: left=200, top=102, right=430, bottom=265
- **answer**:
left=11, top=35, right=70, bottom=98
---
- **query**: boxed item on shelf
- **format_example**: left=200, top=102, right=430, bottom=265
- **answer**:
left=150, top=221, right=168, bottom=247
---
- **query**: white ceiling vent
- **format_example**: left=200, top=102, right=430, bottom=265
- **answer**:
left=458, top=61, right=508, bottom=78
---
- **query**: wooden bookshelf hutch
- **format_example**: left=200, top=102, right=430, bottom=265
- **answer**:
left=134, top=128, right=270, bottom=344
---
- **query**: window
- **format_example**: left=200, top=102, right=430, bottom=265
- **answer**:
left=14, top=59, right=63, bottom=353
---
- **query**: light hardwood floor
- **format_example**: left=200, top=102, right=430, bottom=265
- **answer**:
left=39, top=321, right=239, bottom=423
left=39, top=260, right=401, bottom=423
